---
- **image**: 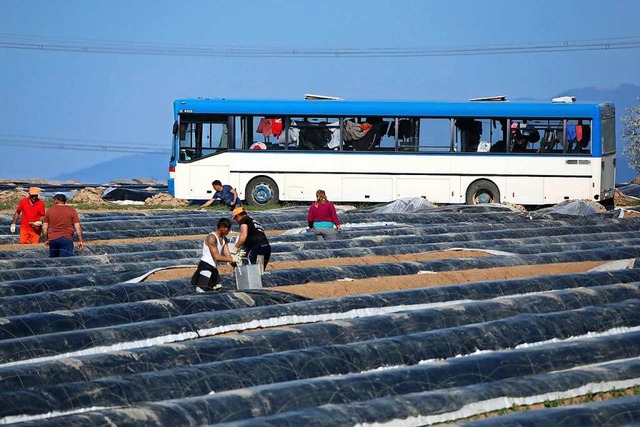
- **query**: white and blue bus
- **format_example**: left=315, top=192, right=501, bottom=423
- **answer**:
left=168, top=97, right=616, bottom=207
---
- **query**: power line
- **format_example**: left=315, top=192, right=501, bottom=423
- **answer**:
left=0, top=135, right=166, bottom=154
left=1, top=33, right=640, bottom=58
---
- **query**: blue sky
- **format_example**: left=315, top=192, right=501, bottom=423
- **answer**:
left=1, top=0, right=639, bottom=182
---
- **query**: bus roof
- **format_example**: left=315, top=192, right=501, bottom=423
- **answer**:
left=174, top=98, right=612, bottom=119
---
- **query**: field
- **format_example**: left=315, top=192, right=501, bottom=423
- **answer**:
left=1, top=192, right=640, bottom=426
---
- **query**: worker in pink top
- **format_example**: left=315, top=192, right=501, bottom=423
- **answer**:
left=307, top=189, right=341, bottom=241
left=42, top=193, right=84, bottom=257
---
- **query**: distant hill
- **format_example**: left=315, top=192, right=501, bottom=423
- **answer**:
left=53, top=153, right=168, bottom=185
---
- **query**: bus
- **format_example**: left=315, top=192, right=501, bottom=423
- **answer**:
left=168, top=97, right=616, bottom=208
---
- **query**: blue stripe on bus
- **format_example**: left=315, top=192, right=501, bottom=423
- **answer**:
left=175, top=99, right=610, bottom=119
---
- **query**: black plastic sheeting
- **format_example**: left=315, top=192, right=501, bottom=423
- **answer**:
left=214, top=361, right=640, bottom=427
left=7, top=329, right=640, bottom=425
left=617, top=182, right=640, bottom=199
left=456, top=395, right=640, bottom=427
left=101, top=186, right=159, bottom=202
left=1, top=195, right=640, bottom=425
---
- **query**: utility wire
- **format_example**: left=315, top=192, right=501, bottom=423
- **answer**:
left=0, top=135, right=166, bottom=154
left=1, top=33, right=640, bottom=58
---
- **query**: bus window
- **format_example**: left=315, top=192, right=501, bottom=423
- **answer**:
left=372, top=117, right=394, bottom=150
left=534, top=119, right=564, bottom=154
left=252, top=117, right=284, bottom=149
left=507, top=120, right=541, bottom=153
left=343, top=116, right=390, bottom=151
left=418, top=118, right=452, bottom=152
left=389, top=118, right=419, bottom=151
left=454, top=118, right=488, bottom=153
left=232, top=116, right=242, bottom=149
left=601, top=117, right=616, bottom=154
left=287, top=117, right=339, bottom=151
left=565, top=119, right=592, bottom=154
left=177, top=117, right=228, bottom=161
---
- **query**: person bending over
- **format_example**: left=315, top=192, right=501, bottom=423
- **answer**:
left=231, top=206, right=271, bottom=270
left=191, top=217, right=240, bottom=291
left=307, top=189, right=341, bottom=240
left=199, top=180, right=239, bottom=210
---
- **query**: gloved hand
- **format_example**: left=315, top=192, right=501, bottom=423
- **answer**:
left=232, top=253, right=244, bottom=264
left=10, top=224, right=15, bottom=234
left=336, top=225, right=342, bottom=232
left=31, top=221, right=43, bottom=227
left=230, top=247, right=246, bottom=256
left=236, top=249, right=246, bottom=258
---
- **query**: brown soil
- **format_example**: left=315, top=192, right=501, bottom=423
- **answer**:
left=0, top=232, right=609, bottom=300
left=142, top=250, right=606, bottom=299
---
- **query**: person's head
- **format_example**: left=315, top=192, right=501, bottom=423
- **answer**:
left=212, top=179, right=223, bottom=192
left=28, top=187, right=40, bottom=202
left=316, top=189, right=328, bottom=203
left=231, top=206, right=247, bottom=222
left=53, top=193, right=67, bottom=204
left=216, top=217, right=232, bottom=235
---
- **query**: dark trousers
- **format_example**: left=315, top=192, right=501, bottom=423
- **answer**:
left=191, top=260, right=221, bottom=291
left=49, top=237, right=74, bottom=258
left=248, top=244, right=271, bottom=269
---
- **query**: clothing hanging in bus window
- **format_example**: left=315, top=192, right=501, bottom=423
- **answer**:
left=327, top=121, right=341, bottom=149
left=279, top=120, right=300, bottom=144
left=575, top=121, right=591, bottom=147
left=344, top=120, right=368, bottom=141
left=298, top=120, right=332, bottom=150
left=566, top=124, right=577, bottom=144
left=257, top=117, right=284, bottom=140
left=257, top=118, right=272, bottom=138
left=270, top=118, right=283, bottom=138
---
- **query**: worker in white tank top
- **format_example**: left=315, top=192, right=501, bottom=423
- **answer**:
left=191, top=218, right=236, bottom=291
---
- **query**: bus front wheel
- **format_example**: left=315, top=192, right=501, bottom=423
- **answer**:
left=246, top=177, right=280, bottom=207
left=466, top=180, right=500, bottom=204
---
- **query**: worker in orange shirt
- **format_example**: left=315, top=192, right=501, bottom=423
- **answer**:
left=10, top=187, right=46, bottom=244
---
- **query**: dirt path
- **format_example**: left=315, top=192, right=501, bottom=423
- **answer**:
left=0, top=232, right=610, bottom=301
left=142, top=250, right=607, bottom=300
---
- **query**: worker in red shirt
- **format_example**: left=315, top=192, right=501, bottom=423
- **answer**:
left=42, top=193, right=84, bottom=257
left=10, top=187, right=46, bottom=244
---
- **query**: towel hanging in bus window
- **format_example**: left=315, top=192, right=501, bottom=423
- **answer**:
left=257, top=118, right=283, bottom=139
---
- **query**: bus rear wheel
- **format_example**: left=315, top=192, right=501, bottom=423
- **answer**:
left=466, top=180, right=500, bottom=204
left=246, top=177, right=280, bottom=207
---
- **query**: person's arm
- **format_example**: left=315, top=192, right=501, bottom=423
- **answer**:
left=42, top=221, right=49, bottom=245
left=307, top=205, right=314, bottom=229
left=230, top=188, right=238, bottom=205
left=10, top=201, right=23, bottom=232
left=199, top=198, right=215, bottom=210
left=330, top=203, right=341, bottom=230
left=10, top=210, right=19, bottom=233
left=234, top=223, right=249, bottom=251
left=222, top=238, right=233, bottom=259
left=205, top=234, right=233, bottom=263
left=73, top=222, right=84, bottom=249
